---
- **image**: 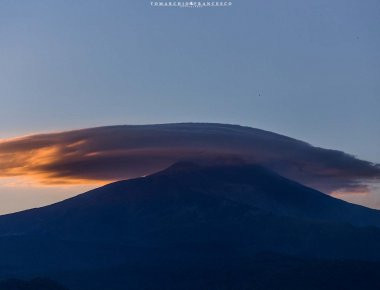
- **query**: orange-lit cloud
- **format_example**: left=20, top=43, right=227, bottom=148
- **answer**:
left=0, top=123, right=379, bottom=194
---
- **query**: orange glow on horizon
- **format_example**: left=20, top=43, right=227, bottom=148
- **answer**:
left=0, top=137, right=114, bottom=186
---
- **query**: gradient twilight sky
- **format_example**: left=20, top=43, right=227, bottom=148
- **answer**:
left=0, top=0, right=379, bottom=214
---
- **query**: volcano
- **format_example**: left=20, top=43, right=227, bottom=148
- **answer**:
left=1, top=162, right=380, bottom=290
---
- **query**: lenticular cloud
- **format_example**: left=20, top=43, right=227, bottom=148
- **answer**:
left=0, top=123, right=379, bottom=194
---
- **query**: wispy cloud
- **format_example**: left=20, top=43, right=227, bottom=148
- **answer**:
left=0, top=123, right=379, bottom=194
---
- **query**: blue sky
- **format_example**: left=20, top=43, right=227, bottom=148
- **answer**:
left=0, top=0, right=379, bottom=213
left=1, top=0, right=379, bottom=162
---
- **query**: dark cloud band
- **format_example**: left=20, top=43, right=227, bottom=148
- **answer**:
left=0, top=123, right=379, bottom=194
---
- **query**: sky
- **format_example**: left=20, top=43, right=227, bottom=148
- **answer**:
left=0, top=0, right=379, bottom=214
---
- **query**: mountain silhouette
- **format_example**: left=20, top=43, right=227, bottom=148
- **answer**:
left=0, top=162, right=380, bottom=289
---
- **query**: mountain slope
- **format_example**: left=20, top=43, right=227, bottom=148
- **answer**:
left=0, top=163, right=380, bottom=289
left=1, top=162, right=379, bottom=234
